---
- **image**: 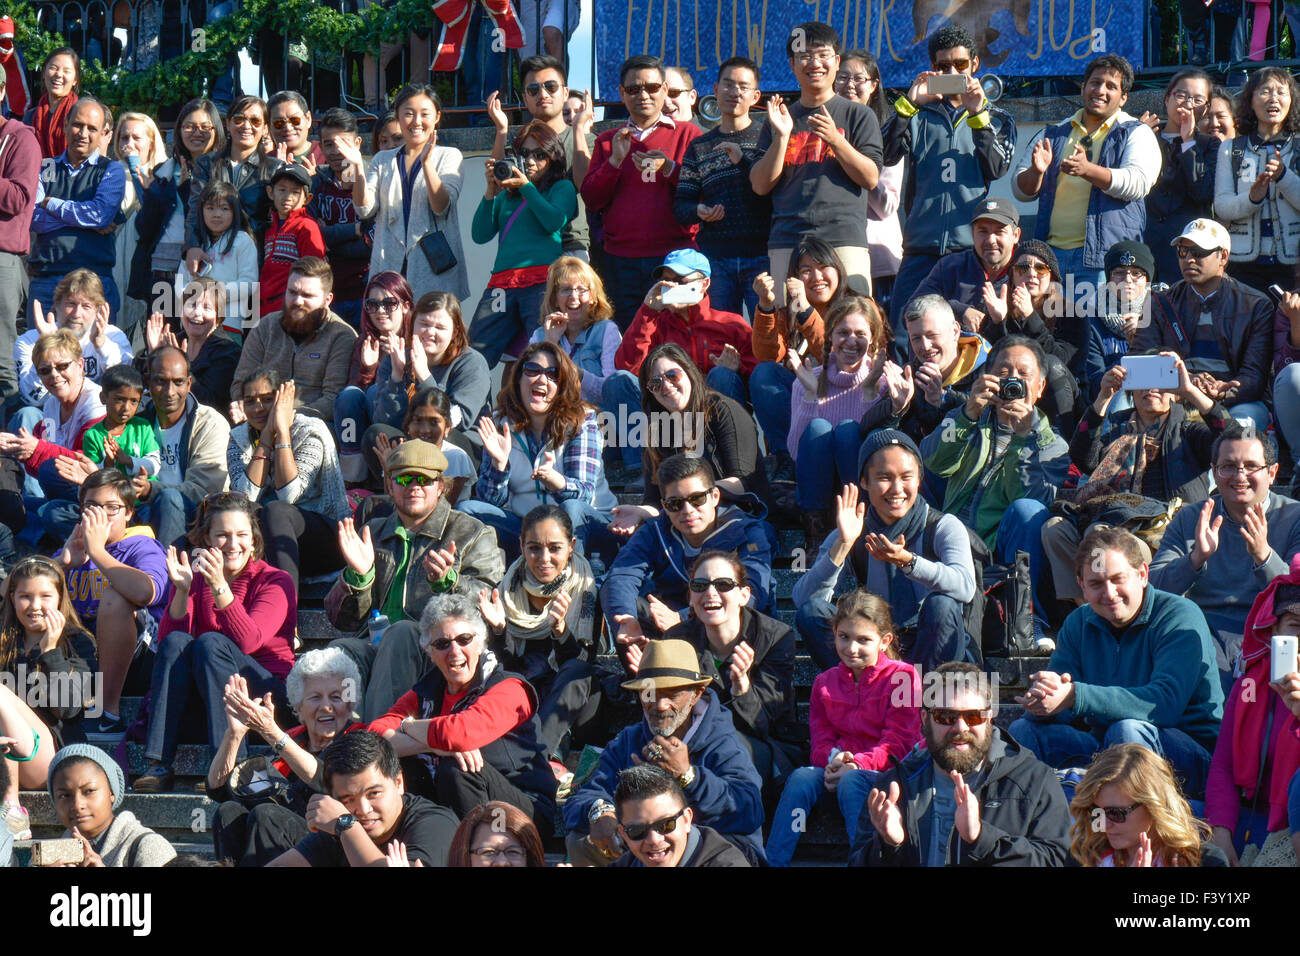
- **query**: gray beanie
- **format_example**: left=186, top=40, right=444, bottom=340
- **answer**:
left=47, top=743, right=125, bottom=809
left=856, top=428, right=923, bottom=482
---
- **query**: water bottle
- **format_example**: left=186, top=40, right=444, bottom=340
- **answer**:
left=368, top=609, right=390, bottom=647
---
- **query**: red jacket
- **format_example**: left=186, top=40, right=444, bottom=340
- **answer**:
left=809, top=658, right=922, bottom=769
left=580, top=119, right=701, bottom=257
left=615, top=295, right=757, bottom=377
left=259, top=207, right=327, bottom=318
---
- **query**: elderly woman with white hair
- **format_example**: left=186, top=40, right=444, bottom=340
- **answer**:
left=206, top=647, right=365, bottom=867
left=371, top=593, right=559, bottom=835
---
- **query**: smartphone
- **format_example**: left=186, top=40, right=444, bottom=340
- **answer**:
left=661, top=281, right=704, bottom=306
left=1120, top=354, right=1179, bottom=390
left=1268, top=283, right=1288, bottom=305
left=194, top=258, right=213, bottom=278
left=1273, top=634, right=1298, bottom=683
left=30, top=839, right=83, bottom=865
left=926, top=73, right=969, bottom=97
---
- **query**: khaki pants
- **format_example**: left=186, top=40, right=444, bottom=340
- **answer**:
left=1042, top=516, right=1153, bottom=602
left=768, top=245, right=872, bottom=308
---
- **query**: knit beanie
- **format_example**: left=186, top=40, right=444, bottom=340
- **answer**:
left=857, top=428, right=923, bottom=482
left=47, top=743, right=125, bottom=809
left=1013, top=238, right=1063, bottom=285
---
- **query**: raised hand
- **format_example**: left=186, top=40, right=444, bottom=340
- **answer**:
left=907, top=70, right=941, bottom=106
left=486, top=90, right=509, bottom=134
left=337, top=520, right=375, bottom=575
left=372, top=433, right=399, bottom=471
left=1030, top=137, right=1053, bottom=174
left=609, top=127, right=634, bottom=167
left=868, top=780, right=906, bottom=846
left=880, top=361, right=915, bottom=414
left=835, top=482, right=867, bottom=546
left=1131, top=831, right=1154, bottom=867
left=1240, top=501, right=1271, bottom=566
left=952, top=770, right=982, bottom=843
left=333, top=135, right=366, bottom=178
left=476, top=417, right=513, bottom=472
left=765, top=93, right=793, bottom=138
left=752, top=272, right=777, bottom=311
left=982, top=282, right=1009, bottom=324
left=31, top=299, right=57, bottom=337
left=1191, top=498, right=1224, bottom=570
left=165, top=545, right=194, bottom=591
left=478, top=587, right=507, bottom=632
left=728, top=640, right=755, bottom=696
left=573, top=90, right=595, bottom=139
left=785, top=352, right=820, bottom=393
left=360, top=335, right=381, bottom=369
left=422, top=539, right=458, bottom=581
left=914, top=360, right=945, bottom=407
left=541, top=311, right=568, bottom=343
left=386, top=840, right=424, bottom=867
left=272, top=380, right=296, bottom=439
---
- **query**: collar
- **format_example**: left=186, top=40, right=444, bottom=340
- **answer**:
left=1068, top=108, right=1121, bottom=141
left=625, top=113, right=674, bottom=134
left=55, top=149, right=106, bottom=170
left=1188, top=280, right=1223, bottom=306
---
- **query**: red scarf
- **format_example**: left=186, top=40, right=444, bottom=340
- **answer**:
left=1230, top=554, right=1300, bottom=815
left=30, top=91, right=77, bottom=159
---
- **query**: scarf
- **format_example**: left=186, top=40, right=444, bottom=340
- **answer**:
left=1230, top=554, right=1300, bottom=822
left=31, top=91, right=76, bottom=158
left=864, top=497, right=929, bottom=624
left=499, top=551, right=597, bottom=665
left=1078, top=415, right=1164, bottom=505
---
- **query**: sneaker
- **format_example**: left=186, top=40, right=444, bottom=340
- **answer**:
left=133, top=764, right=174, bottom=793
left=84, top=712, right=126, bottom=745
left=1, top=801, right=30, bottom=841
left=1032, top=619, right=1056, bottom=656
left=770, top=451, right=796, bottom=485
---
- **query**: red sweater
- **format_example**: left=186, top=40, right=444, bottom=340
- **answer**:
left=0, top=117, right=39, bottom=255
left=159, top=559, right=296, bottom=678
left=369, top=677, right=534, bottom=752
left=580, top=119, right=701, bottom=257
left=615, top=295, right=757, bottom=377
left=259, top=207, right=327, bottom=318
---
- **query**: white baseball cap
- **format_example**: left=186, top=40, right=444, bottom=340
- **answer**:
left=1171, top=218, right=1230, bottom=252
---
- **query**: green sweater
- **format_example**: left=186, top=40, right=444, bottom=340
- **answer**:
left=82, top=417, right=161, bottom=480
left=471, top=179, right=577, bottom=273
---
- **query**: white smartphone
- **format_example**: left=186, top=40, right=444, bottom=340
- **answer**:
left=1272, top=634, right=1298, bottom=683
left=661, top=281, right=704, bottom=306
left=926, top=73, right=969, bottom=97
left=1121, top=354, right=1179, bottom=390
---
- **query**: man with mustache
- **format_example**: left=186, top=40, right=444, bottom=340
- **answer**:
left=850, top=661, right=1071, bottom=866
left=230, top=256, right=357, bottom=422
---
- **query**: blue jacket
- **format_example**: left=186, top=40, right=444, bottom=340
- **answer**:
left=562, top=688, right=766, bottom=857
left=911, top=247, right=1013, bottom=325
left=600, top=495, right=774, bottom=631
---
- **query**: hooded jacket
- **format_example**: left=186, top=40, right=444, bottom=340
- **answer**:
left=140, top=392, right=231, bottom=504
left=563, top=688, right=765, bottom=858
left=847, top=728, right=1072, bottom=866
left=615, top=295, right=757, bottom=378
left=610, top=822, right=752, bottom=867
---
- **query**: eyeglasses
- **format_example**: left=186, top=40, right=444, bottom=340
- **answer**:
left=469, top=845, right=528, bottom=863
left=365, top=297, right=401, bottom=312
left=181, top=122, right=215, bottom=135
left=835, top=73, right=872, bottom=87
left=1176, top=244, right=1218, bottom=259
left=932, top=57, right=972, bottom=72
left=622, top=82, right=663, bottom=96
left=1214, top=462, right=1270, bottom=478
left=393, top=473, right=439, bottom=487
left=1095, top=802, right=1143, bottom=823
left=927, top=708, right=990, bottom=726
left=646, top=367, right=685, bottom=394
left=620, top=807, right=686, bottom=842
left=666, top=87, right=689, bottom=99
left=662, top=489, right=712, bottom=513
left=795, top=51, right=837, bottom=65
left=521, top=361, right=559, bottom=382
left=84, top=503, right=126, bottom=516
left=272, top=115, right=305, bottom=130
left=430, top=633, right=476, bottom=652
left=1169, top=91, right=1207, bottom=107
left=230, top=114, right=264, bottom=128
left=36, top=359, right=76, bottom=378
left=688, top=577, right=739, bottom=593
left=1109, top=268, right=1147, bottom=281
left=517, top=147, right=549, bottom=162
left=1012, top=262, right=1051, bottom=275
left=525, top=80, right=562, bottom=97
left=718, top=80, right=754, bottom=93
left=558, top=285, right=590, bottom=299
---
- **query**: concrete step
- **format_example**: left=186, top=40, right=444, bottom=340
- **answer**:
left=124, top=741, right=270, bottom=778
left=22, top=789, right=216, bottom=830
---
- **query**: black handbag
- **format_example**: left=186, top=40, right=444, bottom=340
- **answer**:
left=417, top=220, right=458, bottom=275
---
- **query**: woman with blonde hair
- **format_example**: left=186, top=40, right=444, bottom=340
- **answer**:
left=112, top=110, right=167, bottom=335
left=1069, top=743, right=1226, bottom=867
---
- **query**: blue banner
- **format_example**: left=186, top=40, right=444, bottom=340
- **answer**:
left=594, top=0, right=1144, bottom=93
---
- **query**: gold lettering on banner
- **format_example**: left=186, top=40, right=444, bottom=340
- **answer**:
left=881, top=0, right=902, bottom=60
left=1027, top=0, right=1045, bottom=58
left=1070, top=0, right=1112, bottom=59
left=751, top=0, right=768, bottom=65
left=716, top=0, right=723, bottom=65
left=626, top=0, right=638, bottom=62
left=805, top=0, right=821, bottom=23
left=642, top=0, right=652, bottom=56
left=1050, top=0, right=1075, bottom=52
left=676, top=0, right=681, bottom=64
left=696, top=0, right=704, bottom=68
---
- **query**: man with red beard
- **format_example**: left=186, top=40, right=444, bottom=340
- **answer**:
left=849, top=661, right=1071, bottom=866
left=230, top=256, right=357, bottom=422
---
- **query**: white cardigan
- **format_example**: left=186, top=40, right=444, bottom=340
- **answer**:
left=357, top=145, right=470, bottom=302
left=1213, top=134, right=1300, bottom=264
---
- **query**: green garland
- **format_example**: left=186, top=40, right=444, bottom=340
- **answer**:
left=8, top=0, right=440, bottom=113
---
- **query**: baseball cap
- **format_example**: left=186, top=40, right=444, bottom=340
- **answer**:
left=385, top=439, right=448, bottom=480
left=269, top=164, right=313, bottom=190
left=1172, top=218, right=1230, bottom=253
left=654, top=248, right=711, bottom=280
left=970, top=197, right=1019, bottom=228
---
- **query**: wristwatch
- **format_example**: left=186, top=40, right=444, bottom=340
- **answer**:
left=902, top=554, right=919, bottom=575
left=588, top=799, right=616, bottom=823
left=334, top=813, right=356, bottom=834
left=677, top=765, right=696, bottom=789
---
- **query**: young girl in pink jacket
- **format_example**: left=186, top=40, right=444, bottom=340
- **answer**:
left=765, top=589, right=922, bottom=866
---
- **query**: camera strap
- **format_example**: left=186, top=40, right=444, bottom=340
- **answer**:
left=498, top=202, right=528, bottom=244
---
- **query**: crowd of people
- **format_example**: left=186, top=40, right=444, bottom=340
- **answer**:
left=5, top=18, right=1300, bottom=870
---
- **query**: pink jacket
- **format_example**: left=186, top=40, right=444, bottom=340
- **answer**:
left=809, top=658, right=923, bottom=769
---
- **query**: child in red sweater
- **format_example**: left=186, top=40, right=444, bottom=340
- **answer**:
left=259, top=165, right=327, bottom=320
left=765, top=589, right=922, bottom=865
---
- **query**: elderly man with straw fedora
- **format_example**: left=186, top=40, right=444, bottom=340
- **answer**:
left=562, top=638, right=766, bottom=865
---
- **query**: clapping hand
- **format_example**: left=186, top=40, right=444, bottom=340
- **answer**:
left=727, top=641, right=755, bottom=696
left=531, top=450, right=564, bottom=491
left=785, top=351, right=820, bottom=392
left=31, top=298, right=57, bottom=337
left=476, top=416, right=513, bottom=472
left=952, top=770, right=982, bottom=843
left=878, top=361, right=915, bottom=414
left=386, top=840, right=424, bottom=867
left=914, top=360, right=945, bottom=407
left=371, top=432, right=400, bottom=472
left=165, top=545, right=194, bottom=591
left=337, top=520, right=375, bottom=576
left=646, top=594, right=681, bottom=633
left=53, top=452, right=97, bottom=485
left=1190, top=498, right=1224, bottom=569
left=0, top=428, right=38, bottom=461
left=1060, top=142, right=1090, bottom=177
left=271, top=380, right=296, bottom=440
left=982, top=282, right=1009, bottom=324
left=478, top=587, right=507, bottom=632
left=868, top=780, right=906, bottom=846
left=1240, top=501, right=1271, bottom=566
left=360, top=335, right=381, bottom=369
left=541, top=311, right=568, bottom=343
left=422, top=539, right=458, bottom=581
left=1029, top=137, right=1053, bottom=174
left=610, top=127, right=634, bottom=166
left=191, top=546, right=229, bottom=593
left=864, top=531, right=912, bottom=568
left=765, top=94, right=793, bottom=138
left=1015, top=670, right=1074, bottom=716
left=548, top=589, right=571, bottom=635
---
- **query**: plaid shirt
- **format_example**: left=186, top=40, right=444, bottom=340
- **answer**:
left=476, top=412, right=603, bottom=508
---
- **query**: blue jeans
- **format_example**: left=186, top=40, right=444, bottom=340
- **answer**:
left=9, top=406, right=45, bottom=503
left=29, top=273, right=119, bottom=328
left=600, top=370, right=644, bottom=470
left=458, top=497, right=615, bottom=569
left=1227, top=400, right=1270, bottom=431
left=138, top=486, right=199, bottom=551
left=1009, top=717, right=1212, bottom=797
left=704, top=365, right=747, bottom=407
left=766, top=764, right=878, bottom=866
left=602, top=253, right=663, bottom=331
left=995, top=498, right=1051, bottom=618
left=335, top=383, right=380, bottom=479
left=705, top=252, right=767, bottom=321
left=750, top=361, right=795, bottom=456
left=889, top=251, right=941, bottom=363
left=332, top=300, right=363, bottom=331
left=795, top=419, right=860, bottom=512
left=469, top=282, right=548, bottom=370
left=459, top=4, right=509, bottom=124
left=1048, top=245, right=1107, bottom=293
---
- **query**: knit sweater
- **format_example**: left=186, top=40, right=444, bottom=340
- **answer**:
left=63, top=811, right=176, bottom=867
left=227, top=413, right=351, bottom=522
left=672, top=122, right=772, bottom=259
left=0, top=116, right=40, bottom=256
left=159, top=559, right=296, bottom=678
left=471, top=178, right=577, bottom=273
left=787, top=357, right=881, bottom=459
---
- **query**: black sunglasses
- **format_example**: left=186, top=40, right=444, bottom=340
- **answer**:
left=525, top=80, right=562, bottom=97
left=517, top=147, right=549, bottom=162
left=522, top=361, right=559, bottom=382
left=623, top=82, right=664, bottom=96
left=621, top=807, right=686, bottom=841
left=431, top=633, right=475, bottom=651
left=1095, top=803, right=1143, bottom=823
left=662, top=489, right=712, bottom=513
left=689, top=577, right=739, bottom=593
left=365, top=296, right=401, bottom=312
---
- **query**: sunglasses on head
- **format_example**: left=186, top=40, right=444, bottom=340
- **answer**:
left=689, top=576, right=739, bottom=593
left=431, top=633, right=476, bottom=651
left=927, top=708, right=990, bottom=726
left=272, top=115, right=305, bottom=130
left=365, top=296, right=401, bottom=312
left=621, top=807, right=686, bottom=841
left=1095, top=802, right=1143, bottom=823
left=623, top=82, right=664, bottom=96
left=662, top=489, right=712, bottom=512
left=646, top=367, right=685, bottom=394
left=394, top=473, right=439, bottom=487
left=522, top=361, right=559, bottom=382
left=525, top=80, right=562, bottom=97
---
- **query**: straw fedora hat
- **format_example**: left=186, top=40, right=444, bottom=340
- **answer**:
left=620, top=639, right=711, bottom=693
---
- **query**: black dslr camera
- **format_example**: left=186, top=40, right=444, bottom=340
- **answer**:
left=493, top=150, right=522, bottom=181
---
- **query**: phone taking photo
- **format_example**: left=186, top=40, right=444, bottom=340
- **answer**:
left=1273, top=634, right=1298, bottom=684
left=1120, top=354, right=1179, bottom=391
left=926, top=73, right=969, bottom=97
left=661, top=282, right=704, bottom=307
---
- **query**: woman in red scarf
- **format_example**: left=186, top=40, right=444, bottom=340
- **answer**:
left=1205, top=554, right=1300, bottom=864
left=23, top=46, right=79, bottom=159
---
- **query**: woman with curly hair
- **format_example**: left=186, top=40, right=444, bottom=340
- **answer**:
left=1069, top=742, right=1226, bottom=867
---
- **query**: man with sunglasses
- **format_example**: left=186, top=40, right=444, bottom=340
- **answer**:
left=600, top=454, right=772, bottom=656
left=850, top=661, right=1071, bottom=866
left=266, top=90, right=325, bottom=168
left=564, top=639, right=764, bottom=866
left=1132, top=218, right=1274, bottom=429
left=327, top=439, right=505, bottom=722
left=1011, top=526, right=1223, bottom=798
left=610, top=764, right=750, bottom=867
left=487, top=55, right=594, bottom=260
left=1149, top=423, right=1300, bottom=683
left=308, top=108, right=374, bottom=329
left=582, top=54, right=703, bottom=329
left=885, top=25, right=1017, bottom=343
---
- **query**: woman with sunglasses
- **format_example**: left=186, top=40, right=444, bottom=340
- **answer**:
left=750, top=237, right=855, bottom=484
left=1214, top=67, right=1300, bottom=294
left=465, top=342, right=617, bottom=566
left=184, top=95, right=284, bottom=277
left=477, top=504, right=604, bottom=762
left=663, top=550, right=798, bottom=787
left=0, top=555, right=96, bottom=840
left=136, top=494, right=295, bottom=793
left=469, top=121, right=577, bottom=369
left=372, top=593, right=558, bottom=832
left=160, top=98, right=228, bottom=289
left=1070, top=743, right=1225, bottom=866
left=227, top=368, right=350, bottom=591
left=334, top=271, right=416, bottom=481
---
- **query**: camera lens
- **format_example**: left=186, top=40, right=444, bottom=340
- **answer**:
left=999, top=377, right=1027, bottom=401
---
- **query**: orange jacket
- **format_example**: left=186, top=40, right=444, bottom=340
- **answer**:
left=751, top=305, right=825, bottom=365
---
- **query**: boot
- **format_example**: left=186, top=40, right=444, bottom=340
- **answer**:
left=800, top=509, right=833, bottom=564
left=770, top=450, right=796, bottom=485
